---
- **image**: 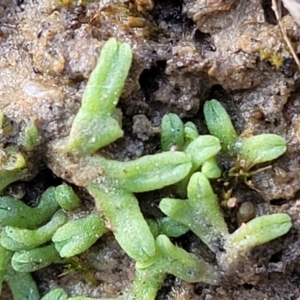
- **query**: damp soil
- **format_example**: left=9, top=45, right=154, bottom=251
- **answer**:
left=1, top=0, right=300, bottom=299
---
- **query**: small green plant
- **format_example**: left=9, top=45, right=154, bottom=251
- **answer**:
left=0, top=39, right=292, bottom=300
left=0, top=183, right=83, bottom=298
left=159, top=171, right=291, bottom=261
left=203, top=99, right=287, bottom=178
left=62, top=38, right=132, bottom=155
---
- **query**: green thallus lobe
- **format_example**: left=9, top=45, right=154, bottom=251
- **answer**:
left=6, top=265, right=40, bottom=300
left=52, top=212, right=107, bottom=258
left=204, top=99, right=238, bottom=151
left=65, top=38, right=132, bottom=155
left=11, top=243, right=64, bottom=272
left=0, top=189, right=59, bottom=229
left=226, top=213, right=292, bottom=251
left=160, top=113, right=185, bottom=151
left=19, top=119, right=41, bottom=151
left=0, top=210, right=68, bottom=251
left=147, top=217, right=189, bottom=238
left=238, top=134, right=287, bottom=166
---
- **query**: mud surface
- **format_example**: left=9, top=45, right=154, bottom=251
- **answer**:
left=1, top=0, right=300, bottom=299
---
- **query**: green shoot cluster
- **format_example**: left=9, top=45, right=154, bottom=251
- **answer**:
left=0, top=38, right=292, bottom=300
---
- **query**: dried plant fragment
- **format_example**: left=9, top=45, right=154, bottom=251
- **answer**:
left=272, top=0, right=300, bottom=70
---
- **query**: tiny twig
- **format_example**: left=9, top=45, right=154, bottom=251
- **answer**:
left=272, top=0, right=300, bottom=70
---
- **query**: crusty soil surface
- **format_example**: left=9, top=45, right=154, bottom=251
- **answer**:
left=1, top=0, right=300, bottom=299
